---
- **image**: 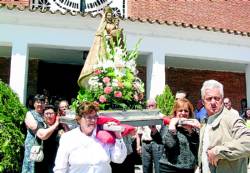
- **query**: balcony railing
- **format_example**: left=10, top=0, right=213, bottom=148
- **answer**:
left=0, top=0, right=125, bottom=18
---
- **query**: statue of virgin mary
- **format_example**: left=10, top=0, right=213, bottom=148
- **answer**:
left=78, top=7, right=123, bottom=88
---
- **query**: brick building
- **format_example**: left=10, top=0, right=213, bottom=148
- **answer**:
left=0, top=0, right=250, bottom=110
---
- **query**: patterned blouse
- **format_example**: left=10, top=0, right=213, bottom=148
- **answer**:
left=159, top=125, right=199, bottom=170
left=21, top=110, right=46, bottom=173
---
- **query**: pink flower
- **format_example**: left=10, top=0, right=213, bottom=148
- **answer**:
left=133, top=94, right=139, bottom=101
left=114, top=91, right=122, bottom=98
left=94, top=69, right=102, bottom=75
left=103, top=77, right=110, bottom=84
left=104, top=86, right=113, bottom=94
left=99, top=95, right=107, bottom=103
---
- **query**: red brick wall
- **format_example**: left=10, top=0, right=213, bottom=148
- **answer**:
left=127, top=0, right=250, bottom=33
left=137, top=66, right=245, bottom=110
left=0, top=57, right=39, bottom=99
left=166, top=67, right=246, bottom=111
left=27, top=59, right=40, bottom=97
left=0, top=57, right=10, bottom=84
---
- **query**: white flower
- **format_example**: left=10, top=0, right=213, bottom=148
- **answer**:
left=115, top=47, right=125, bottom=55
left=114, top=67, right=127, bottom=77
left=113, top=79, right=118, bottom=83
left=103, top=60, right=115, bottom=69
left=126, top=60, right=137, bottom=74
left=111, top=79, right=118, bottom=87
left=114, top=55, right=125, bottom=68
left=88, top=76, right=99, bottom=86
left=98, top=82, right=103, bottom=87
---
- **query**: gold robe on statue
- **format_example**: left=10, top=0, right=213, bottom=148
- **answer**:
left=78, top=7, right=123, bottom=88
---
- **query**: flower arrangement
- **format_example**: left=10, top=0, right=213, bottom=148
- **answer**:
left=72, top=33, right=145, bottom=110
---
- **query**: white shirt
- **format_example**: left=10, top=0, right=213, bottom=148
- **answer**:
left=137, top=125, right=161, bottom=141
left=53, top=127, right=127, bottom=173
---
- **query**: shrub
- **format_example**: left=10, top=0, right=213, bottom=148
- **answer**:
left=0, top=80, right=27, bottom=173
left=155, top=85, right=175, bottom=116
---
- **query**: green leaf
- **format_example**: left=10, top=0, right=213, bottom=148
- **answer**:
left=156, top=85, right=174, bottom=116
left=0, top=80, right=26, bottom=173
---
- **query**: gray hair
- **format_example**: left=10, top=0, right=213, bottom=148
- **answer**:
left=201, top=80, right=224, bottom=99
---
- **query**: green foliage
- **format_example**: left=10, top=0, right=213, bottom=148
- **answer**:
left=156, top=85, right=175, bottom=116
left=0, top=80, right=27, bottom=173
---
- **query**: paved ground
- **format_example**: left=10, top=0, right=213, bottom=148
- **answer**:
left=134, top=164, right=250, bottom=173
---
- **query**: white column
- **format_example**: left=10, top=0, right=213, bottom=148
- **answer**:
left=9, top=41, right=29, bottom=104
left=246, top=64, right=250, bottom=107
left=146, top=50, right=165, bottom=100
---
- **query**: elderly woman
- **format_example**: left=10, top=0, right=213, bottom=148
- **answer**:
left=22, top=94, right=60, bottom=173
left=159, top=98, right=201, bottom=173
left=53, top=101, right=127, bottom=173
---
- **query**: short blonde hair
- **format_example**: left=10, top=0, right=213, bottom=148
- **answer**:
left=171, top=98, right=194, bottom=118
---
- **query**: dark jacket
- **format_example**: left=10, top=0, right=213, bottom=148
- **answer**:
left=159, top=125, right=199, bottom=170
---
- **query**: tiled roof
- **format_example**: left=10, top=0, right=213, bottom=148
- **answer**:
left=1, top=0, right=250, bottom=37
left=127, top=0, right=250, bottom=37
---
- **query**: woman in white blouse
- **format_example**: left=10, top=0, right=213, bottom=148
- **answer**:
left=53, top=101, right=127, bottom=173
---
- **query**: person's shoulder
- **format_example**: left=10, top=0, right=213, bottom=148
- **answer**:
left=61, top=128, right=79, bottom=140
left=222, top=108, right=243, bottom=124
left=25, top=111, right=33, bottom=118
left=25, top=111, right=36, bottom=124
left=228, top=108, right=240, bottom=118
left=231, top=108, right=239, bottom=115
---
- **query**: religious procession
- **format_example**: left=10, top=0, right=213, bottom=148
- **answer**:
left=1, top=1, right=250, bottom=173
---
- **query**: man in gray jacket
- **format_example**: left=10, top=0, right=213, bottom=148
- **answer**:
left=198, top=79, right=250, bottom=173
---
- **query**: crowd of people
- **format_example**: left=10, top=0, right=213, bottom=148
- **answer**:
left=21, top=79, right=250, bottom=173
left=22, top=95, right=128, bottom=173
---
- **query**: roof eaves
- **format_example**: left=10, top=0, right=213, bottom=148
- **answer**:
left=126, top=16, right=250, bottom=37
left=1, top=4, right=250, bottom=37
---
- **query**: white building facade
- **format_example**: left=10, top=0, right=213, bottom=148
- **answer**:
left=0, top=3, right=250, bottom=106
